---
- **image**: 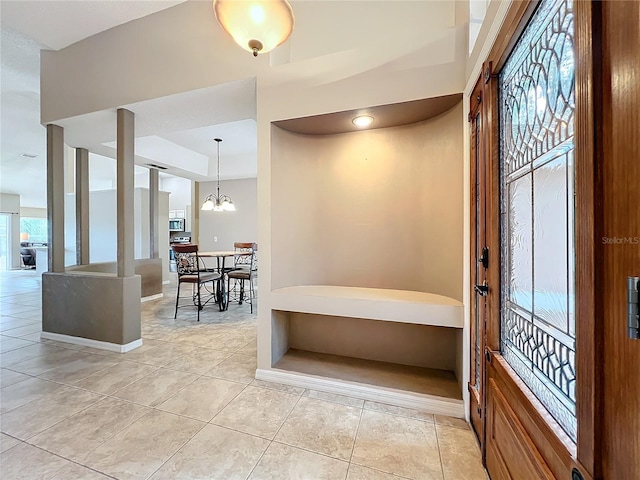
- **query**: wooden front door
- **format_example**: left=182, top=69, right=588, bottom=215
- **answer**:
left=600, top=2, right=640, bottom=478
left=468, top=75, right=487, bottom=444
left=486, top=1, right=577, bottom=477
left=470, top=0, right=594, bottom=478
left=471, top=1, right=640, bottom=478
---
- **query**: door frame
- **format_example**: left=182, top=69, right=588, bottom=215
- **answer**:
left=469, top=1, right=600, bottom=478
left=468, top=72, right=486, bottom=446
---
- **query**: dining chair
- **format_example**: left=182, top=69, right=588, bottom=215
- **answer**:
left=227, top=242, right=257, bottom=313
left=172, top=244, right=223, bottom=321
left=227, top=242, right=255, bottom=273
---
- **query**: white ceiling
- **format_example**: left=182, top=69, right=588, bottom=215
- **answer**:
left=0, top=0, right=187, bottom=50
left=1, top=1, right=189, bottom=208
left=0, top=0, right=470, bottom=208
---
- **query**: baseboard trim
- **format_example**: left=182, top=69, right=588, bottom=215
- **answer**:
left=141, top=293, right=163, bottom=303
left=40, top=332, right=143, bottom=353
left=255, top=368, right=464, bottom=418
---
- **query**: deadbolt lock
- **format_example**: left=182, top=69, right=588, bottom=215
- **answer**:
left=475, top=281, right=489, bottom=297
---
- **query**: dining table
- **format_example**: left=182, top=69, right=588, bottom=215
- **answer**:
left=199, top=250, right=251, bottom=273
left=198, top=250, right=252, bottom=311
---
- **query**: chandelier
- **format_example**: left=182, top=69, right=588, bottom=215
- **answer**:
left=213, top=0, right=295, bottom=57
left=201, top=138, right=236, bottom=212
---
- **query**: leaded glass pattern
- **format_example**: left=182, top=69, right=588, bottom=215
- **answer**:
left=499, top=0, right=576, bottom=440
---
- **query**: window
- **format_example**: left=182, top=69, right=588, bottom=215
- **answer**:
left=20, top=217, right=48, bottom=244
left=499, top=0, right=576, bottom=440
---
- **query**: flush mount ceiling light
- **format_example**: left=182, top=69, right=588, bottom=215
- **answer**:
left=213, top=0, right=295, bottom=57
left=202, top=138, right=236, bottom=212
left=352, top=115, right=374, bottom=128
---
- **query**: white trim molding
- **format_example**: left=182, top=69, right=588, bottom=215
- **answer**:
left=40, top=331, right=143, bottom=353
left=255, top=368, right=465, bottom=418
left=141, top=293, right=163, bottom=303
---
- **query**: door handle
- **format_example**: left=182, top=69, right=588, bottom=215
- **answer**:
left=475, top=281, right=489, bottom=296
left=478, top=246, right=489, bottom=269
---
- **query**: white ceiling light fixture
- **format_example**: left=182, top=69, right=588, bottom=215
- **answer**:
left=352, top=115, right=374, bottom=128
left=202, top=138, right=236, bottom=212
left=213, top=0, right=295, bottom=57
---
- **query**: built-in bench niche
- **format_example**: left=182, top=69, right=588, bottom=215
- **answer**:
left=260, top=285, right=464, bottom=415
left=262, top=96, right=466, bottom=417
left=274, top=308, right=463, bottom=397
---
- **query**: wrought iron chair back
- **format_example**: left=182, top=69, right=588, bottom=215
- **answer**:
left=171, top=244, right=224, bottom=320
left=227, top=242, right=258, bottom=313
left=232, top=242, right=257, bottom=271
left=174, top=245, right=200, bottom=275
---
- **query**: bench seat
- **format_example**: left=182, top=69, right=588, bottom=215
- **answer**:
left=270, top=285, right=463, bottom=328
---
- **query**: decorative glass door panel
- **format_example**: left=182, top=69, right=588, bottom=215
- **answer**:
left=499, top=0, right=576, bottom=440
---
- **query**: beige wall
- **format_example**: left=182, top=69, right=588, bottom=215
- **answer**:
left=64, top=188, right=169, bottom=270
left=198, top=178, right=257, bottom=252
left=289, top=313, right=458, bottom=371
left=20, top=207, right=47, bottom=218
left=40, top=2, right=464, bottom=125
left=160, top=176, right=192, bottom=213
left=271, top=103, right=463, bottom=301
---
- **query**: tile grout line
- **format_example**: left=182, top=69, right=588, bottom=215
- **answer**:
left=206, top=379, right=253, bottom=420
left=142, top=413, right=209, bottom=480
left=434, top=421, right=447, bottom=480
left=22, top=408, right=152, bottom=477
left=11, top=392, right=107, bottom=444
left=0, top=377, right=89, bottom=416
left=268, top=438, right=355, bottom=465
left=243, top=388, right=305, bottom=479
left=347, top=402, right=365, bottom=465
left=3, top=336, right=254, bottom=405
left=11, top=277, right=464, bottom=480
left=28, top=385, right=249, bottom=479
left=347, top=461, right=416, bottom=480
left=345, top=463, right=352, bottom=480
left=106, top=369, right=203, bottom=409
left=10, top=441, right=121, bottom=480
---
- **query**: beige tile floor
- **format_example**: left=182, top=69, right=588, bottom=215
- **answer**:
left=0, top=270, right=487, bottom=480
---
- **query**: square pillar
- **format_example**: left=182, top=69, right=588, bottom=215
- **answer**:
left=149, top=167, right=159, bottom=258
left=75, top=147, right=90, bottom=265
left=191, top=181, right=200, bottom=245
left=117, top=108, right=135, bottom=277
left=47, top=124, right=65, bottom=273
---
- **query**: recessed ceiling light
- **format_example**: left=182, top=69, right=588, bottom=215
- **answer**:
left=352, top=115, right=374, bottom=128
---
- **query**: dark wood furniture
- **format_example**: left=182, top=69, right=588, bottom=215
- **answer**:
left=227, top=242, right=257, bottom=313
left=172, top=244, right=223, bottom=321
